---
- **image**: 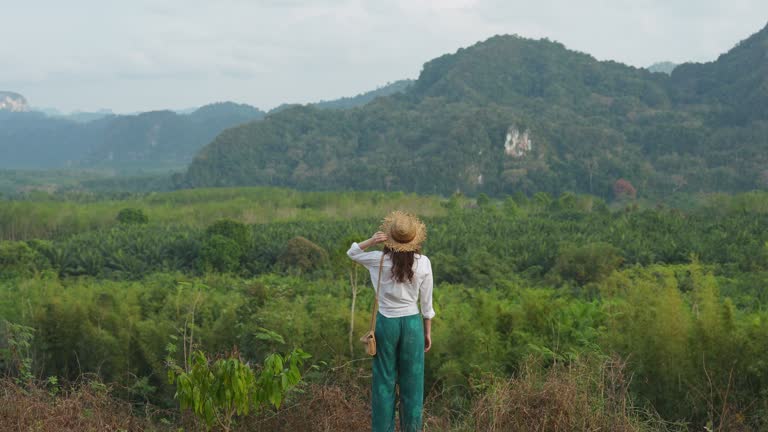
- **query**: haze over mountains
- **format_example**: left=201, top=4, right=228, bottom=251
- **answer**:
left=0, top=81, right=411, bottom=171
left=2, top=23, right=767, bottom=200
left=0, top=103, right=266, bottom=171
left=182, top=23, right=768, bottom=200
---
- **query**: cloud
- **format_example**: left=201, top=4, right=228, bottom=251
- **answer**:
left=1, top=0, right=766, bottom=112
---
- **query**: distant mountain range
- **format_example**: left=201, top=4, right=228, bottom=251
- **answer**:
left=0, top=102, right=266, bottom=171
left=0, top=81, right=412, bottom=172
left=182, top=23, right=768, bottom=200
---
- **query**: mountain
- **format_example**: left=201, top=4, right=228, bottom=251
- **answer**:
left=313, top=80, right=413, bottom=110
left=647, top=62, right=678, bottom=74
left=0, top=102, right=265, bottom=170
left=182, top=24, right=768, bottom=199
left=0, top=91, right=29, bottom=112
left=269, top=79, right=414, bottom=114
left=63, top=109, right=114, bottom=123
left=670, top=23, right=768, bottom=123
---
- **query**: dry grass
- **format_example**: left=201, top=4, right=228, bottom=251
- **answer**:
left=469, top=357, right=679, bottom=432
left=248, top=382, right=371, bottom=432
left=0, top=378, right=165, bottom=432
left=0, top=358, right=689, bottom=432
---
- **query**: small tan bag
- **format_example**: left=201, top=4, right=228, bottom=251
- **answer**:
left=360, top=254, right=385, bottom=356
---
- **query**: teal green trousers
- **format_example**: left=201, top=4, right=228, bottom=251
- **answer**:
left=372, top=312, right=424, bottom=432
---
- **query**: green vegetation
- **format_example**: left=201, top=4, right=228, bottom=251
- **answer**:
left=167, top=348, right=310, bottom=431
left=2, top=187, right=768, bottom=430
left=312, top=79, right=413, bottom=110
left=0, top=187, right=444, bottom=241
left=184, top=25, right=768, bottom=201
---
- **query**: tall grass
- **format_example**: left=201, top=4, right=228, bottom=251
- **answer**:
left=0, top=187, right=446, bottom=240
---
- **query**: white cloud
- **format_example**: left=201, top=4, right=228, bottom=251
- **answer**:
left=0, top=0, right=766, bottom=112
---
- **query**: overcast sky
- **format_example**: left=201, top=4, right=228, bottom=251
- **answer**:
left=1, top=0, right=766, bottom=113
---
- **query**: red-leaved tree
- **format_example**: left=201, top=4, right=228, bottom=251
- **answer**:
left=613, top=179, right=637, bottom=200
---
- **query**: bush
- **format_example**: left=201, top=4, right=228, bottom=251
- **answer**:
left=199, top=235, right=243, bottom=273
left=0, top=241, right=41, bottom=278
left=554, top=242, right=623, bottom=285
left=276, top=236, right=328, bottom=274
left=206, top=219, right=251, bottom=250
left=116, top=208, right=149, bottom=225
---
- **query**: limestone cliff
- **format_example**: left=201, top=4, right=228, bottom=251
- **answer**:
left=0, top=91, right=29, bottom=112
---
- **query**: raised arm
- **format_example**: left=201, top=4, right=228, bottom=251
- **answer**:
left=358, top=231, right=387, bottom=251
left=346, top=231, right=388, bottom=266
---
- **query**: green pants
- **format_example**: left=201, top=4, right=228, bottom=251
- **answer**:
left=372, top=312, right=424, bottom=432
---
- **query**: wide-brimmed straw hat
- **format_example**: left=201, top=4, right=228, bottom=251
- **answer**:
left=380, top=211, right=426, bottom=253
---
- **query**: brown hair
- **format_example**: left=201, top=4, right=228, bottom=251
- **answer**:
left=384, top=246, right=417, bottom=283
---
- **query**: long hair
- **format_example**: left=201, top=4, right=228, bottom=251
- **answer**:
left=384, top=246, right=417, bottom=283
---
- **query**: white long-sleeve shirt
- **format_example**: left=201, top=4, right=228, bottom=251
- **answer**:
left=347, top=242, right=435, bottom=319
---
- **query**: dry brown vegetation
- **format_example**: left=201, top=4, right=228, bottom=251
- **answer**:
left=469, top=358, right=676, bottom=432
left=0, top=357, right=694, bottom=432
left=0, top=378, right=160, bottom=432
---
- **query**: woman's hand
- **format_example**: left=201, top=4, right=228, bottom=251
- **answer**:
left=424, top=333, right=432, bottom=352
left=358, top=231, right=388, bottom=250
left=371, top=231, right=387, bottom=244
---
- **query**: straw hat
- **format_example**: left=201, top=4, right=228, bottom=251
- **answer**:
left=380, top=211, right=426, bottom=252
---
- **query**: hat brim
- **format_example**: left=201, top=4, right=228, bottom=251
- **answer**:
left=379, top=211, right=426, bottom=252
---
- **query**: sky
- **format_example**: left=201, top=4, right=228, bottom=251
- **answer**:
left=1, top=0, right=766, bottom=113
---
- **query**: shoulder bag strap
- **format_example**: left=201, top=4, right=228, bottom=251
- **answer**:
left=369, top=253, right=386, bottom=333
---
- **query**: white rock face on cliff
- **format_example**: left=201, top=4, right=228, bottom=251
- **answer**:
left=504, top=126, right=532, bottom=158
left=0, top=91, right=30, bottom=112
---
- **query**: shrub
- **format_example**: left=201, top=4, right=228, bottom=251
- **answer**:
left=554, top=242, right=623, bottom=285
left=0, top=241, right=41, bottom=278
left=199, top=235, right=242, bottom=273
left=206, top=219, right=250, bottom=249
left=116, top=208, right=149, bottom=225
left=167, top=348, right=311, bottom=432
left=276, top=236, right=328, bottom=274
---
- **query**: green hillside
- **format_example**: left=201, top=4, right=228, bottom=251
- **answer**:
left=184, top=25, right=768, bottom=200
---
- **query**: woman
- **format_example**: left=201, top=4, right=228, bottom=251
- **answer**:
left=347, top=211, right=434, bottom=432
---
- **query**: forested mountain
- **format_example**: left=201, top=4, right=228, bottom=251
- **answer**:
left=184, top=24, right=768, bottom=200
left=647, top=61, right=678, bottom=74
left=0, top=102, right=265, bottom=171
left=268, top=79, right=413, bottom=114
left=313, top=79, right=413, bottom=109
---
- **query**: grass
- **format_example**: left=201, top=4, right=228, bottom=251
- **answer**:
left=0, top=187, right=447, bottom=241
left=1, top=356, right=689, bottom=432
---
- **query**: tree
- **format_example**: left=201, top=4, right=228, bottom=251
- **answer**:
left=613, top=179, right=637, bottom=201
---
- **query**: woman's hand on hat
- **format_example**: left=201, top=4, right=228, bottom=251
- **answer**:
left=357, top=232, right=388, bottom=250
left=371, top=231, right=388, bottom=244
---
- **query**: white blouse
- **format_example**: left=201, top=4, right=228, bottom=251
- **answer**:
left=347, top=242, right=435, bottom=319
